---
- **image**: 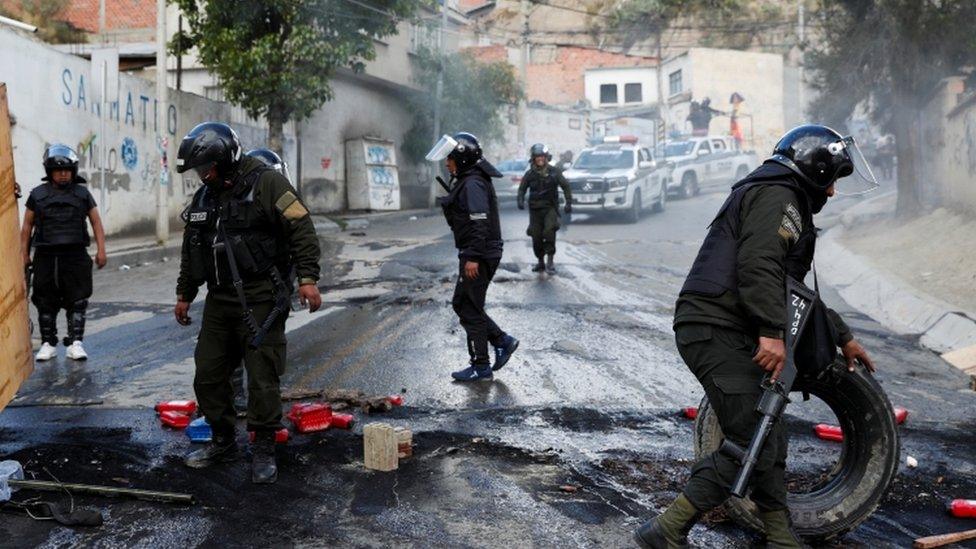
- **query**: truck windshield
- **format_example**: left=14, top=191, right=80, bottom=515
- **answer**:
left=574, top=149, right=634, bottom=170
left=661, top=142, right=695, bottom=157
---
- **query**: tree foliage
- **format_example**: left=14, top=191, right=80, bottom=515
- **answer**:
left=0, top=0, right=88, bottom=44
left=602, top=0, right=743, bottom=47
left=172, top=0, right=424, bottom=152
left=401, top=49, right=522, bottom=163
left=806, top=0, right=976, bottom=214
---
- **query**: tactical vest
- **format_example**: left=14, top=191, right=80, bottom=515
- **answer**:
left=31, top=183, right=91, bottom=247
left=680, top=171, right=815, bottom=298
left=440, top=169, right=504, bottom=257
left=182, top=167, right=285, bottom=287
left=525, top=168, right=559, bottom=207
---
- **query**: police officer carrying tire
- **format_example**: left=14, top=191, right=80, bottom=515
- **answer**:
left=517, top=143, right=572, bottom=274
left=173, top=123, right=322, bottom=484
left=426, top=132, right=519, bottom=381
left=635, top=125, right=879, bottom=548
left=21, top=144, right=107, bottom=362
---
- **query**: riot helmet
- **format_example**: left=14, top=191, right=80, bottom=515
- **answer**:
left=42, top=144, right=80, bottom=184
left=246, top=148, right=290, bottom=180
left=529, top=143, right=551, bottom=162
left=176, top=122, right=243, bottom=188
left=770, top=124, right=878, bottom=197
left=426, top=132, right=482, bottom=172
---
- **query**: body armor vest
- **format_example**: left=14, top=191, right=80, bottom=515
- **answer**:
left=182, top=167, right=285, bottom=287
left=440, top=169, right=503, bottom=257
left=680, top=164, right=816, bottom=298
left=31, top=183, right=90, bottom=247
left=524, top=168, right=560, bottom=207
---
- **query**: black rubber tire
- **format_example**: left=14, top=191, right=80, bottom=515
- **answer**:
left=693, top=361, right=900, bottom=543
left=680, top=173, right=697, bottom=199
left=652, top=186, right=666, bottom=213
left=625, top=190, right=642, bottom=224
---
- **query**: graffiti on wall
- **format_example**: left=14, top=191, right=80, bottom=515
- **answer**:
left=60, top=68, right=178, bottom=136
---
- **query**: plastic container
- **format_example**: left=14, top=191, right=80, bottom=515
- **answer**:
left=948, top=499, right=976, bottom=518
left=331, top=413, right=355, bottom=429
left=814, top=423, right=844, bottom=443
left=287, top=403, right=332, bottom=433
left=160, top=410, right=191, bottom=429
left=387, top=395, right=404, bottom=407
left=186, top=417, right=212, bottom=443
left=155, top=400, right=197, bottom=415
left=893, top=407, right=909, bottom=425
left=249, top=428, right=290, bottom=444
left=682, top=407, right=698, bottom=420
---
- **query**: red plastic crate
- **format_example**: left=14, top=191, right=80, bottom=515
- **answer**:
left=331, top=413, right=354, bottom=429
left=160, top=410, right=191, bottom=429
left=287, top=403, right=332, bottom=433
left=682, top=407, right=698, bottom=420
left=893, top=407, right=909, bottom=425
left=387, top=395, right=404, bottom=406
left=249, top=428, right=290, bottom=444
left=814, top=424, right=843, bottom=443
left=948, top=499, right=976, bottom=518
left=155, top=400, right=197, bottom=415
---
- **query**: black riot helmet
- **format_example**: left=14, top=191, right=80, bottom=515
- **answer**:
left=425, top=132, right=502, bottom=178
left=529, top=143, right=551, bottom=162
left=246, top=148, right=289, bottom=179
left=42, top=144, right=80, bottom=183
left=176, top=122, right=243, bottom=182
left=770, top=124, right=878, bottom=196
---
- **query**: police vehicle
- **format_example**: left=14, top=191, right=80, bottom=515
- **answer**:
left=564, top=136, right=667, bottom=223
left=660, top=135, right=759, bottom=199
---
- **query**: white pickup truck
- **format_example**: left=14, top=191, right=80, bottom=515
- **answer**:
left=660, top=136, right=759, bottom=198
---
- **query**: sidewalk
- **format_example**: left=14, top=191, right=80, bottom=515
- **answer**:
left=818, top=192, right=976, bottom=382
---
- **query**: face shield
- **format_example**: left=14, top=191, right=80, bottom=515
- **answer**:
left=828, top=136, right=879, bottom=196
left=425, top=134, right=459, bottom=162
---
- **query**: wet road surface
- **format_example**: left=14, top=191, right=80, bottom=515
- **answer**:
left=3, top=193, right=976, bottom=547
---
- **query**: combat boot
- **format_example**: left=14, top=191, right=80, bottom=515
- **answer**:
left=251, top=432, right=278, bottom=484
left=545, top=254, right=556, bottom=274
left=760, top=510, right=804, bottom=548
left=531, top=260, right=545, bottom=272
left=184, top=429, right=239, bottom=468
left=492, top=334, right=520, bottom=371
left=634, top=494, right=700, bottom=549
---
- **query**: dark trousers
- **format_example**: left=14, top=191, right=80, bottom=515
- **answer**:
left=31, top=248, right=93, bottom=345
left=675, top=323, right=789, bottom=513
left=193, top=294, right=287, bottom=434
left=527, top=207, right=560, bottom=259
left=451, top=258, right=506, bottom=365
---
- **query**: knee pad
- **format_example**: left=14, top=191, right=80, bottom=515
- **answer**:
left=69, top=299, right=89, bottom=312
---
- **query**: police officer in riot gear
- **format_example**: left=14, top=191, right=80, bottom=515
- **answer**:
left=174, top=122, right=321, bottom=484
left=21, top=144, right=107, bottom=362
left=635, top=125, right=877, bottom=548
left=426, top=132, right=519, bottom=381
left=247, top=148, right=290, bottom=181
left=517, top=143, right=572, bottom=274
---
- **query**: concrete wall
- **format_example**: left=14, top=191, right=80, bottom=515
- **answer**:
left=584, top=67, right=659, bottom=109
left=0, top=27, right=294, bottom=237
left=496, top=105, right=590, bottom=163
left=918, top=77, right=976, bottom=213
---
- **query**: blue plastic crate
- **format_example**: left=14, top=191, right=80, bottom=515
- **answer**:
left=186, top=417, right=212, bottom=443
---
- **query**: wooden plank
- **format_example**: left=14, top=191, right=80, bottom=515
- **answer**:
left=363, top=423, right=398, bottom=472
left=0, top=83, right=34, bottom=413
left=914, top=528, right=976, bottom=549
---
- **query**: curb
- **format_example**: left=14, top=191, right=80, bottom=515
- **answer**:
left=817, top=197, right=976, bottom=356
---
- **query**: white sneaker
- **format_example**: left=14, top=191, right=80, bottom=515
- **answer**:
left=65, top=340, right=88, bottom=361
left=35, top=342, right=57, bottom=362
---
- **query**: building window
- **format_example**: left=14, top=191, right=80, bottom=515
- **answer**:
left=409, top=22, right=441, bottom=54
left=669, top=70, right=683, bottom=96
left=624, top=83, right=642, bottom=103
left=600, top=84, right=618, bottom=105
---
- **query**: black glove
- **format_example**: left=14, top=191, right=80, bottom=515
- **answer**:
left=564, top=204, right=572, bottom=214
left=517, top=202, right=525, bottom=210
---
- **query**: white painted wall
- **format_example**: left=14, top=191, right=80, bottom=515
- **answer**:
left=1, top=27, right=294, bottom=237
left=584, top=67, right=659, bottom=109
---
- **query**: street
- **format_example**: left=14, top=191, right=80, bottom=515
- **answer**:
left=3, top=191, right=976, bottom=548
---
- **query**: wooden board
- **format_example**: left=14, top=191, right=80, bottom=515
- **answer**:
left=0, top=83, right=33, bottom=413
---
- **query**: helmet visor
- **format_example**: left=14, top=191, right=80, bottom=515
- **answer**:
left=425, top=134, right=458, bottom=162
left=831, top=136, right=879, bottom=196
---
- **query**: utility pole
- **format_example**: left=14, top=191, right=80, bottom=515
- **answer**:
left=656, top=30, right=668, bottom=144
left=428, top=0, right=449, bottom=208
left=517, top=0, right=529, bottom=153
left=155, top=0, right=169, bottom=243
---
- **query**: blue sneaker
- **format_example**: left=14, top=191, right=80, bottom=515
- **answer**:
left=493, top=335, right=520, bottom=371
left=451, top=365, right=493, bottom=381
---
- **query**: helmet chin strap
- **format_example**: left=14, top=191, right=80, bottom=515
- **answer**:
left=769, top=154, right=830, bottom=213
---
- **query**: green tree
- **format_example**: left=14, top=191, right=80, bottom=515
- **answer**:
left=171, top=0, right=424, bottom=152
left=806, top=0, right=976, bottom=216
left=0, top=0, right=88, bottom=44
left=401, top=49, right=522, bottom=163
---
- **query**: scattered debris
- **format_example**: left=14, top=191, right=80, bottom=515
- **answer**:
left=364, top=423, right=398, bottom=471
left=472, top=437, right=485, bottom=444
left=331, top=414, right=354, bottom=430
left=907, top=456, right=919, bottom=468
left=249, top=429, right=290, bottom=444
left=159, top=410, right=191, bottom=429
left=559, top=485, right=579, bottom=493
left=282, top=389, right=397, bottom=414
left=894, top=406, right=909, bottom=425
left=409, top=216, right=418, bottom=221
left=287, top=403, right=333, bottom=433
left=913, top=528, right=976, bottom=549
left=186, top=417, right=212, bottom=443
left=350, top=232, right=367, bottom=237
left=814, top=424, right=843, bottom=443
left=0, top=461, right=194, bottom=505
left=161, top=256, right=170, bottom=263
left=118, top=264, right=131, bottom=271
left=155, top=400, right=197, bottom=414
left=281, top=389, right=323, bottom=401
left=395, top=427, right=413, bottom=459
left=7, top=397, right=103, bottom=407
left=682, top=407, right=698, bottom=420
left=387, top=394, right=404, bottom=407
left=948, top=499, right=976, bottom=518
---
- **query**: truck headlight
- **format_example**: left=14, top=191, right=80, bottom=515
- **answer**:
left=607, top=177, right=629, bottom=191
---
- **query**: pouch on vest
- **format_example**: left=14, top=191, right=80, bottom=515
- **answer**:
left=793, top=274, right=838, bottom=375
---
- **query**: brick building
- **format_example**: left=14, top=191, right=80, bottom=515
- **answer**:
left=1, top=0, right=156, bottom=41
